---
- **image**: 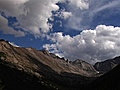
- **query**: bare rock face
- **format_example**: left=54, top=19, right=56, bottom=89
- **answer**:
left=94, top=56, right=120, bottom=73
left=72, top=59, right=97, bottom=75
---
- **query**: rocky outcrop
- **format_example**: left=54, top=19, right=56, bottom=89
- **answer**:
left=94, top=56, right=120, bottom=73
left=72, top=59, right=97, bottom=75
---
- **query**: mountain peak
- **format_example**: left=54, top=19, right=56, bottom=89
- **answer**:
left=94, top=56, right=120, bottom=73
left=0, top=39, right=12, bottom=49
left=73, top=59, right=88, bottom=64
left=0, top=39, right=9, bottom=43
left=0, top=39, right=6, bottom=41
left=72, top=59, right=97, bottom=73
left=40, top=50, right=50, bottom=56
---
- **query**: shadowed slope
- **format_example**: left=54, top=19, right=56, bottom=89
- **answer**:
left=87, top=64, right=120, bottom=90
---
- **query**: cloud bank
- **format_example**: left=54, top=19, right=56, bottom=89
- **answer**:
left=0, top=0, right=64, bottom=37
left=43, top=25, right=120, bottom=64
left=0, top=0, right=90, bottom=37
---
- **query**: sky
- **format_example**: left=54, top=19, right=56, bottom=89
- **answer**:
left=0, top=0, right=120, bottom=64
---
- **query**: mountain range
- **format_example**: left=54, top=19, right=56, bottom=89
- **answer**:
left=0, top=39, right=120, bottom=90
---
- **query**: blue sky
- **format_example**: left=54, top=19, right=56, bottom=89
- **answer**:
left=0, top=0, right=120, bottom=64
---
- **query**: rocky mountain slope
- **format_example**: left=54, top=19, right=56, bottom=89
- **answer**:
left=94, top=56, right=120, bottom=73
left=72, top=59, right=97, bottom=74
left=86, top=64, right=120, bottom=90
left=0, top=39, right=97, bottom=90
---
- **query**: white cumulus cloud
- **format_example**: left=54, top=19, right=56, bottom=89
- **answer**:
left=0, top=0, right=64, bottom=37
left=43, top=25, right=120, bottom=64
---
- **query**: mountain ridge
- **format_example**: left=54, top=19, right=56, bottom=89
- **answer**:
left=94, top=56, right=120, bottom=73
left=0, top=39, right=97, bottom=76
left=0, top=39, right=97, bottom=90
